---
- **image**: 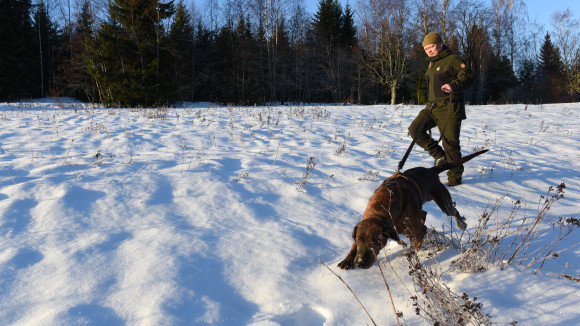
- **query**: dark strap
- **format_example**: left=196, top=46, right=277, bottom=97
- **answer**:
left=383, top=172, right=424, bottom=203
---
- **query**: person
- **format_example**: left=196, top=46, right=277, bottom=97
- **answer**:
left=408, top=32, right=474, bottom=186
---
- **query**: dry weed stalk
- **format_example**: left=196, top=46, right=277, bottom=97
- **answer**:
left=371, top=249, right=402, bottom=326
left=405, top=246, right=491, bottom=326
left=318, top=259, right=377, bottom=326
left=453, top=183, right=579, bottom=275
left=296, top=156, right=316, bottom=192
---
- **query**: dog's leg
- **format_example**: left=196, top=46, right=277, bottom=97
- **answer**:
left=431, top=182, right=467, bottom=230
left=408, top=217, right=428, bottom=248
left=338, top=242, right=358, bottom=270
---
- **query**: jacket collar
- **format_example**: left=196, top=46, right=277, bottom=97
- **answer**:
left=430, top=46, right=452, bottom=62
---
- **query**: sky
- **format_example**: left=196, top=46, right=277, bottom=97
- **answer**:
left=302, top=0, right=580, bottom=30
left=510, top=0, right=579, bottom=28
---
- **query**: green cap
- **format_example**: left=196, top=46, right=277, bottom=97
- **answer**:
left=422, top=32, right=443, bottom=47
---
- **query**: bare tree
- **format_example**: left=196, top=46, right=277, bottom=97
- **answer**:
left=552, top=9, right=580, bottom=96
left=434, top=0, right=454, bottom=41
left=247, top=0, right=289, bottom=101
left=453, top=0, right=491, bottom=104
left=504, top=0, right=527, bottom=70
left=413, top=0, right=435, bottom=35
left=359, top=0, right=414, bottom=104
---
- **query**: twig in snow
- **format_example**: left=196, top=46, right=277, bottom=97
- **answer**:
left=318, top=259, right=377, bottom=326
left=372, top=249, right=402, bottom=326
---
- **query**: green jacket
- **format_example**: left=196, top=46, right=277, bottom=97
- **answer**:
left=425, top=47, right=473, bottom=119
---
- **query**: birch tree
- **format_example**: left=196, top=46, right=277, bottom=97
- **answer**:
left=359, top=0, right=413, bottom=104
left=453, top=0, right=491, bottom=103
left=551, top=9, right=580, bottom=96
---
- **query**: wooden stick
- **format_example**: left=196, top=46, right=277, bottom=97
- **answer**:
left=318, top=259, right=377, bottom=326
left=372, top=249, right=401, bottom=326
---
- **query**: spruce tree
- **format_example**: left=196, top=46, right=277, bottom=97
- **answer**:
left=484, top=54, right=517, bottom=103
left=516, top=58, right=537, bottom=103
left=72, top=0, right=98, bottom=101
left=53, top=0, right=99, bottom=101
left=169, top=1, right=194, bottom=102
left=191, top=22, right=215, bottom=102
left=538, top=32, right=565, bottom=103
left=341, top=3, right=356, bottom=48
left=32, top=1, right=60, bottom=98
left=309, top=0, right=358, bottom=102
left=86, top=0, right=175, bottom=107
left=0, top=0, right=38, bottom=100
left=312, top=0, right=343, bottom=48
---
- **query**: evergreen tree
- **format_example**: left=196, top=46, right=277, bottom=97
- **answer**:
left=273, top=17, right=293, bottom=103
left=515, top=58, right=537, bottom=103
left=169, top=1, right=194, bottom=102
left=55, top=0, right=96, bottom=101
left=309, top=0, right=358, bottom=102
left=86, top=0, right=176, bottom=107
left=538, top=32, right=565, bottom=103
left=341, top=3, right=356, bottom=48
left=0, top=0, right=38, bottom=100
left=32, top=1, right=60, bottom=98
left=484, top=54, right=517, bottom=103
left=312, top=0, right=343, bottom=47
left=212, top=16, right=261, bottom=105
left=213, top=21, right=238, bottom=103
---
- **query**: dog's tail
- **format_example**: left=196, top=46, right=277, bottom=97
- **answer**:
left=431, top=149, right=489, bottom=174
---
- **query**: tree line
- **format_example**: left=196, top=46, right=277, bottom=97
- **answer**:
left=1, top=0, right=579, bottom=107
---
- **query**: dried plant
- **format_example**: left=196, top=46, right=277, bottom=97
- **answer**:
left=296, top=156, right=316, bottom=192
left=405, top=246, right=491, bottom=326
left=453, top=183, right=579, bottom=275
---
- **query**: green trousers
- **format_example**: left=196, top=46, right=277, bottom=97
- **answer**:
left=408, top=103, right=464, bottom=182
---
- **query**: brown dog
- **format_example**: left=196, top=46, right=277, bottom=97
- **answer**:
left=337, top=150, right=488, bottom=270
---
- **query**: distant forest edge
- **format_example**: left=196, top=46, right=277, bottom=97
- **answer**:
left=1, top=0, right=579, bottom=107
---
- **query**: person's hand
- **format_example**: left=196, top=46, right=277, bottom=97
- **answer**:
left=441, top=84, right=453, bottom=93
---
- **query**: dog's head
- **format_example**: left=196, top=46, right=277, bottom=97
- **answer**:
left=351, top=219, right=390, bottom=269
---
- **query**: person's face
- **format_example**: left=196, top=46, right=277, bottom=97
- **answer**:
left=424, top=43, right=443, bottom=57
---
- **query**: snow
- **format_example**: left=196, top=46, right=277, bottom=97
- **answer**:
left=0, top=100, right=579, bottom=325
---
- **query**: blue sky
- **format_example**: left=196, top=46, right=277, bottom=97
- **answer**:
left=302, top=0, right=579, bottom=30
left=524, top=0, right=579, bottom=27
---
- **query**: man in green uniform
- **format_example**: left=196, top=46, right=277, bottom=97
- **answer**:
left=408, top=32, right=474, bottom=186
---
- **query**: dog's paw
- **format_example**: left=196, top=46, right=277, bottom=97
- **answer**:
left=337, top=259, right=354, bottom=270
left=455, top=215, right=467, bottom=230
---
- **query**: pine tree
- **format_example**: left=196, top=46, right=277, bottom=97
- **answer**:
left=55, top=0, right=95, bottom=100
left=0, top=0, right=38, bottom=100
left=32, top=1, right=60, bottom=98
left=309, top=0, right=358, bottom=102
left=169, top=1, right=194, bottom=102
left=515, top=58, right=537, bottom=103
left=484, top=54, right=517, bottom=103
left=86, top=0, right=176, bottom=107
left=341, top=3, right=356, bottom=48
left=538, top=32, right=565, bottom=103
left=191, top=22, right=215, bottom=102
left=312, top=0, right=343, bottom=48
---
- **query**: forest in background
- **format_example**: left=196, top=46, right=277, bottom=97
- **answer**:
left=1, top=0, right=579, bottom=107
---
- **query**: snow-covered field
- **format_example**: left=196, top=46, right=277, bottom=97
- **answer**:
left=0, top=99, right=579, bottom=325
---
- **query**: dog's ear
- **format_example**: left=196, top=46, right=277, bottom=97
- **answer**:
left=381, top=227, right=397, bottom=241
left=351, top=225, right=358, bottom=239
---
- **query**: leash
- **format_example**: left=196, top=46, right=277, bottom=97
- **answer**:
left=397, top=102, right=437, bottom=172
